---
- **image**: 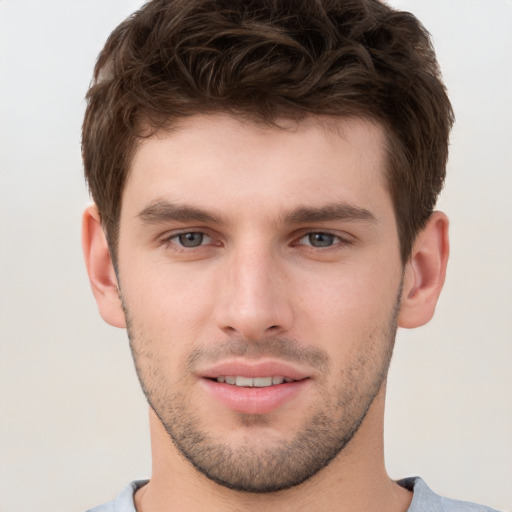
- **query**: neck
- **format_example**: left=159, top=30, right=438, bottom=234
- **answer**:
left=135, top=388, right=411, bottom=512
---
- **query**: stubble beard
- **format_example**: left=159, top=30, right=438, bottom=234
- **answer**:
left=124, top=290, right=401, bottom=494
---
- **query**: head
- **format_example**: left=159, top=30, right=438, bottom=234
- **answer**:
left=82, top=0, right=452, bottom=496
left=82, top=0, right=453, bottom=267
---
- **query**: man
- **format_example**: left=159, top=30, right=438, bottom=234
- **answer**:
left=81, top=0, right=497, bottom=511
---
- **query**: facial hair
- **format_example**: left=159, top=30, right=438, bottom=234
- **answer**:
left=124, top=283, right=401, bottom=493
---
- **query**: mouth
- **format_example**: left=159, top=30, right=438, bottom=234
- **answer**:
left=198, top=361, right=311, bottom=415
left=212, top=376, right=296, bottom=387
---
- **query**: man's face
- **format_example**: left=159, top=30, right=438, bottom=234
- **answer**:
left=116, top=115, right=404, bottom=492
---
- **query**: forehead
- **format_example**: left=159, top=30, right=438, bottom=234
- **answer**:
left=123, top=114, right=391, bottom=222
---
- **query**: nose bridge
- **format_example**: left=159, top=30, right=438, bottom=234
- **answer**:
left=214, top=239, right=292, bottom=339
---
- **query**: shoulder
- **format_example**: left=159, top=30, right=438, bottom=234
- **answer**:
left=399, top=477, right=501, bottom=512
left=86, top=480, right=148, bottom=512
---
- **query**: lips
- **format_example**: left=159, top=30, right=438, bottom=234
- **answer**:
left=197, top=360, right=311, bottom=415
left=199, top=360, right=309, bottom=381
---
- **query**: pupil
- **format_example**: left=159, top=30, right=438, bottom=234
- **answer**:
left=179, top=232, right=203, bottom=247
left=309, top=233, right=334, bottom=247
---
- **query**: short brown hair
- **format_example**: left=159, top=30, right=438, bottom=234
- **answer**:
left=82, top=0, right=454, bottom=263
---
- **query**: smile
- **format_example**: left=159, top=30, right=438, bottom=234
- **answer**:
left=215, top=376, right=295, bottom=387
left=201, top=374, right=309, bottom=414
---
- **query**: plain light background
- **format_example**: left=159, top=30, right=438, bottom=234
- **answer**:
left=0, top=1, right=511, bottom=511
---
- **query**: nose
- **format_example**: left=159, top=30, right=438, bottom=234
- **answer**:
left=213, top=244, right=294, bottom=341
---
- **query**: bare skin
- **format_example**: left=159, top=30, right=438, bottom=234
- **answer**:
left=83, top=114, right=449, bottom=512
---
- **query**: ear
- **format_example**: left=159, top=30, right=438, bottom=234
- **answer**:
left=82, top=205, right=126, bottom=328
left=398, top=211, right=449, bottom=328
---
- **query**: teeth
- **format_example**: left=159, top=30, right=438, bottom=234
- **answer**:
left=236, top=376, right=253, bottom=387
left=253, top=377, right=272, bottom=387
left=216, top=376, right=293, bottom=387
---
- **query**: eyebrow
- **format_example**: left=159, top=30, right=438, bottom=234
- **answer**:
left=281, top=204, right=377, bottom=225
left=137, top=201, right=229, bottom=225
left=136, top=201, right=377, bottom=227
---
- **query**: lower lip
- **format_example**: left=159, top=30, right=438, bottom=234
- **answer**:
left=200, top=378, right=309, bottom=415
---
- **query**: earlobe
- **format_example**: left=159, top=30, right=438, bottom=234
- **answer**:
left=398, top=211, right=449, bottom=329
left=82, top=205, right=126, bottom=328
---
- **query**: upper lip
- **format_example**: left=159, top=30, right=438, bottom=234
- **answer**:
left=197, top=359, right=311, bottom=381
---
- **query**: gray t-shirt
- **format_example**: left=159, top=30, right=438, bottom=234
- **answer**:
left=86, top=477, right=500, bottom=511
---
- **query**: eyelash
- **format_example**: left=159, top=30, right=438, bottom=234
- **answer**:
left=294, top=232, right=349, bottom=249
left=161, top=230, right=352, bottom=252
left=162, top=231, right=217, bottom=251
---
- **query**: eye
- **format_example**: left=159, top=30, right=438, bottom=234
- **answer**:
left=169, top=231, right=213, bottom=248
left=297, top=232, right=342, bottom=248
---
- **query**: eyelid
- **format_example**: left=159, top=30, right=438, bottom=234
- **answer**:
left=157, top=228, right=354, bottom=251
left=174, top=232, right=212, bottom=245
left=292, top=229, right=354, bottom=246
left=161, top=228, right=219, bottom=248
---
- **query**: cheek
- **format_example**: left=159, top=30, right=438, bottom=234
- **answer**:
left=294, top=261, right=401, bottom=341
left=121, top=261, right=218, bottom=342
